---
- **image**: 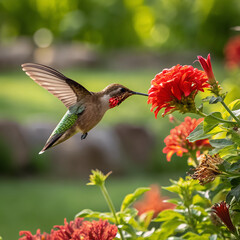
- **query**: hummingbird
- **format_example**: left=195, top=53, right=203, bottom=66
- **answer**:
left=21, top=63, right=148, bottom=154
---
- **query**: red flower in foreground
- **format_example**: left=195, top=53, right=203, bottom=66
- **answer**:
left=134, top=184, right=175, bottom=218
left=212, top=201, right=236, bottom=233
left=19, top=218, right=117, bottom=240
left=53, top=218, right=84, bottom=239
left=224, top=35, right=240, bottom=69
left=19, top=229, right=51, bottom=240
left=71, top=219, right=118, bottom=240
left=148, top=64, right=209, bottom=118
left=163, top=117, right=211, bottom=162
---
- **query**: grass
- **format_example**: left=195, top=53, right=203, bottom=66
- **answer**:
left=0, top=173, right=179, bottom=239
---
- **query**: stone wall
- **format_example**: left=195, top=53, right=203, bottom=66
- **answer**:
left=0, top=120, right=155, bottom=178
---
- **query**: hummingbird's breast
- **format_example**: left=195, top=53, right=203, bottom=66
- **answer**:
left=76, top=94, right=109, bottom=133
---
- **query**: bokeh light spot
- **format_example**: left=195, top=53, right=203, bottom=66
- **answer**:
left=33, top=28, right=53, bottom=48
left=151, top=24, right=170, bottom=45
left=124, top=0, right=143, bottom=9
left=133, top=6, right=155, bottom=40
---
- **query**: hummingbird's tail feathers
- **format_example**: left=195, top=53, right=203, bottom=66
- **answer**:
left=39, top=133, right=63, bottom=154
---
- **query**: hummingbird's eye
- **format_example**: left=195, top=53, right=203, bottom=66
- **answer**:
left=120, top=88, right=126, bottom=93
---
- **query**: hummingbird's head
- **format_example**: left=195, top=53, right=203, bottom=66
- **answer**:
left=102, top=84, right=148, bottom=109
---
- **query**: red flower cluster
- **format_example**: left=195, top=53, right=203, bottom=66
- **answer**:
left=134, top=184, right=175, bottom=218
left=148, top=65, right=209, bottom=118
left=19, top=218, right=118, bottom=240
left=163, top=117, right=211, bottom=162
left=224, top=35, right=240, bottom=69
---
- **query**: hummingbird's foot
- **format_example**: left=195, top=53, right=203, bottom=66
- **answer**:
left=81, top=132, right=88, bottom=140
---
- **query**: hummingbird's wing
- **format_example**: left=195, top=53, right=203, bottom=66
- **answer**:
left=21, top=63, right=92, bottom=109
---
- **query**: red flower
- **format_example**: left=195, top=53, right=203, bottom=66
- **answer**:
left=53, top=218, right=84, bottom=239
left=224, top=35, right=240, bottom=69
left=19, top=218, right=117, bottom=240
left=197, top=54, right=216, bottom=85
left=19, top=229, right=51, bottom=240
left=163, top=117, right=211, bottom=162
left=212, top=201, right=236, bottom=233
left=197, top=54, right=221, bottom=96
left=134, top=184, right=175, bottom=218
left=148, top=64, right=209, bottom=118
left=72, top=219, right=118, bottom=240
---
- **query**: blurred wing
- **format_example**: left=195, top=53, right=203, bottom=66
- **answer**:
left=21, top=63, right=92, bottom=108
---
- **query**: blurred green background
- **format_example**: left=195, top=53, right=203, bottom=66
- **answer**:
left=1, top=0, right=240, bottom=239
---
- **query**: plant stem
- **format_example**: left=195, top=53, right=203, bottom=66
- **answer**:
left=100, top=183, right=125, bottom=240
left=195, top=109, right=207, bottom=118
left=188, top=151, right=199, bottom=167
left=192, top=157, right=198, bottom=167
left=220, top=101, right=240, bottom=126
left=186, top=205, right=198, bottom=234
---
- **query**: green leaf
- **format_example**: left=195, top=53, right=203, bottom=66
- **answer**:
left=121, top=187, right=150, bottom=211
left=209, top=139, right=233, bottom=148
left=230, top=130, right=240, bottom=147
left=209, top=183, right=228, bottom=201
left=202, top=96, right=212, bottom=102
left=153, top=209, right=185, bottom=222
left=230, top=160, right=240, bottom=171
left=187, top=122, right=212, bottom=142
left=226, top=184, right=240, bottom=203
left=162, top=185, right=180, bottom=194
left=209, top=144, right=236, bottom=157
left=203, top=112, right=223, bottom=133
left=157, top=219, right=184, bottom=239
left=75, top=209, right=99, bottom=218
left=120, top=223, right=137, bottom=237
left=138, top=210, right=154, bottom=229
left=209, top=96, right=222, bottom=104
left=182, top=232, right=210, bottom=240
left=228, top=99, right=240, bottom=111
left=75, top=209, right=113, bottom=221
left=218, top=161, right=231, bottom=172
left=164, top=198, right=182, bottom=205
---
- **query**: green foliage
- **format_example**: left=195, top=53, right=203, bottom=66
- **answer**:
left=76, top=171, right=239, bottom=239
left=188, top=98, right=240, bottom=161
left=121, top=188, right=150, bottom=212
left=76, top=176, right=153, bottom=239
left=1, top=0, right=240, bottom=54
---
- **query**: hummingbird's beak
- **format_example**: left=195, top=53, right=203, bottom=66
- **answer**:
left=131, top=91, right=149, bottom=96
